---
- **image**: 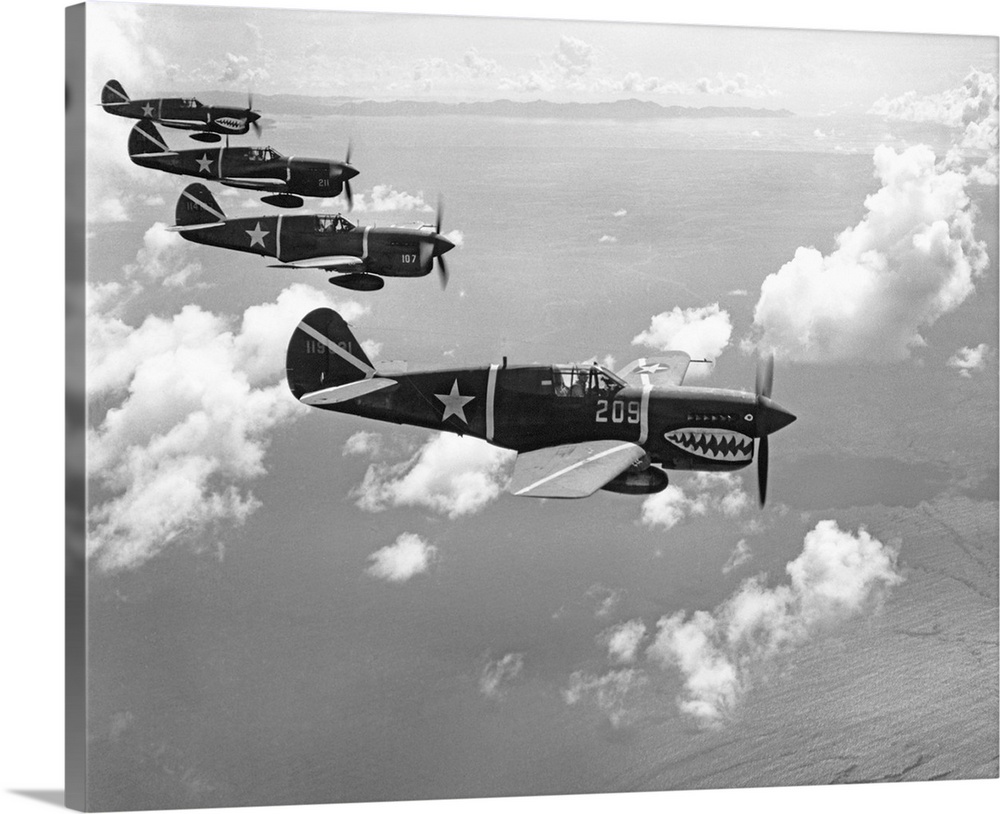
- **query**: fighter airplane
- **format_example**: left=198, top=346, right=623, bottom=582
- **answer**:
left=170, top=183, right=456, bottom=290
left=285, top=308, right=797, bottom=502
left=128, top=120, right=359, bottom=208
left=101, top=79, right=261, bottom=142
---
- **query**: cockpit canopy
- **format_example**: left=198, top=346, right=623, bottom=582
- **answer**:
left=180, top=98, right=203, bottom=109
left=315, top=213, right=356, bottom=233
left=552, top=364, right=624, bottom=397
left=247, top=146, right=282, bottom=162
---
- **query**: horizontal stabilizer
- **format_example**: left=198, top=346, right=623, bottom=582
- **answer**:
left=300, top=378, right=397, bottom=406
left=268, top=256, right=364, bottom=272
left=508, top=440, right=646, bottom=498
left=131, top=151, right=179, bottom=158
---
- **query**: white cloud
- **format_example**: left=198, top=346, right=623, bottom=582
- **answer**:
left=123, top=222, right=203, bottom=287
left=353, top=433, right=515, bottom=518
left=366, top=532, right=437, bottom=582
left=641, top=472, right=751, bottom=530
left=632, top=303, right=733, bottom=377
left=587, top=583, right=622, bottom=618
left=598, top=235, right=618, bottom=244
left=479, top=652, right=525, bottom=698
left=872, top=70, right=998, bottom=186
left=342, top=431, right=383, bottom=458
left=696, top=72, right=777, bottom=98
left=948, top=343, right=990, bottom=377
left=613, top=209, right=627, bottom=217
left=647, top=520, right=903, bottom=726
left=744, top=144, right=988, bottom=362
left=350, top=185, right=434, bottom=213
left=603, top=619, right=647, bottom=665
left=563, top=668, right=647, bottom=727
left=86, top=284, right=349, bottom=571
left=553, top=36, right=593, bottom=77
left=722, top=538, right=753, bottom=575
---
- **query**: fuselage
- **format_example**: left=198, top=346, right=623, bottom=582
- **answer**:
left=178, top=212, right=443, bottom=276
left=132, top=146, right=355, bottom=197
left=314, top=363, right=766, bottom=471
left=105, top=97, right=257, bottom=134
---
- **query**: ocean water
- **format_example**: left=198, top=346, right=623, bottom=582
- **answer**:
left=86, top=112, right=998, bottom=809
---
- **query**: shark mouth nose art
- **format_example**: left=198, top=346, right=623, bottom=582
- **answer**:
left=664, top=428, right=754, bottom=462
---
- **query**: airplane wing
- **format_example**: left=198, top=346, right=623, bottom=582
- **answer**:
left=268, top=256, right=364, bottom=272
left=507, top=440, right=646, bottom=498
left=220, top=177, right=288, bottom=191
left=617, top=353, right=692, bottom=388
left=166, top=222, right=226, bottom=232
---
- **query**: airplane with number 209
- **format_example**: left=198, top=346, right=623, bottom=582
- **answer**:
left=286, top=308, right=797, bottom=502
left=171, top=184, right=456, bottom=290
left=101, top=79, right=261, bottom=142
left=129, top=120, right=359, bottom=209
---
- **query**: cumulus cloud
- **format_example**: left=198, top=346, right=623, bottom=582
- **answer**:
left=348, top=185, right=434, bottom=213
left=353, top=433, right=515, bottom=518
left=219, top=51, right=269, bottom=85
left=342, top=431, right=383, bottom=458
left=873, top=70, right=998, bottom=184
left=479, top=652, right=525, bottom=698
left=948, top=343, right=990, bottom=377
left=722, top=538, right=753, bottom=575
left=87, top=284, right=353, bottom=571
left=366, top=532, right=437, bottom=582
left=744, top=145, right=989, bottom=362
left=613, top=209, right=627, bottom=217
left=563, top=669, right=647, bottom=727
left=587, top=583, right=623, bottom=618
left=122, top=222, right=203, bottom=287
left=553, top=36, right=593, bottom=77
left=641, top=472, right=750, bottom=530
left=647, top=520, right=903, bottom=726
left=696, top=72, right=777, bottom=98
left=598, top=235, right=618, bottom=244
left=603, top=620, right=647, bottom=665
left=463, top=47, right=499, bottom=78
left=632, top=303, right=733, bottom=378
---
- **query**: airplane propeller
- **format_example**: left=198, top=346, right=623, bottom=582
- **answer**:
left=751, top=352, right=797, bottom=506
left=343, top=140, right=355, bottom=210
left=247, top=90, right=262, bottom=137
left=433, top=197, right=452, bottom=289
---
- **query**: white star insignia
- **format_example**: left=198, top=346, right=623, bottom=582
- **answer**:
left=435, top=379, right=475, bottom=424
left=141, top=102, right=155, bottom=117
left=195, top=154, right=213, bottom=174
left=637, top=362, right=668, bottom=374
left=246, top=222, right=269, bottom=248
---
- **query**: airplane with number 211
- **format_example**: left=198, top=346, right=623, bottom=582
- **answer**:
left=286, top=308, right=797, bottom=502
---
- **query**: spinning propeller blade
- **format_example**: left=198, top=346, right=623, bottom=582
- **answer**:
left=755, top=353, right=775, bottom=507
left=434, top=196, right=449, bottom=289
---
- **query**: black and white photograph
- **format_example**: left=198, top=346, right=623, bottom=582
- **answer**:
left=33, top=0, right=1000, bottom=812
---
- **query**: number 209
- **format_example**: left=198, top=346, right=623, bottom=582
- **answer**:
left=595, top=399, right=639, bottom=424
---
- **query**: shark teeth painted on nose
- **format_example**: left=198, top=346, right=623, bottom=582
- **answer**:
left=664, top=428, right=754, bottom=462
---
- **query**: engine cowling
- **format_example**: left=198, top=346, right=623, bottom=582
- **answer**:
left=600, top=466, right=669, bottom=495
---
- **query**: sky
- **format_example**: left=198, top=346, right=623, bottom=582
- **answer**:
left=2, top=2, right=999, bottom=814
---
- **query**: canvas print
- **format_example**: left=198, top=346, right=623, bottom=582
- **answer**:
left=67, top=1, right=999, bottom=810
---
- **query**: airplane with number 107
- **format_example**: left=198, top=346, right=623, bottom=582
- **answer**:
left=169, top=183, right=456, bottom=290
left=101, top=79, right=261, bottom=142
left=286, top=308, right=797, bottom=502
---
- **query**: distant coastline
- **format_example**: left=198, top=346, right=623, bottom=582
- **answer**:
left=190, top=93, right=794, bottom=120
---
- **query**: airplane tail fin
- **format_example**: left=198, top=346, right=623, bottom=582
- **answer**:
left=128, top=120, right=171, bottom=159
left=101, top=79, right=129, bottom=106
left=286, top=308, right=383, bottom=403
left=174, top=183, right=226, bottom=228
